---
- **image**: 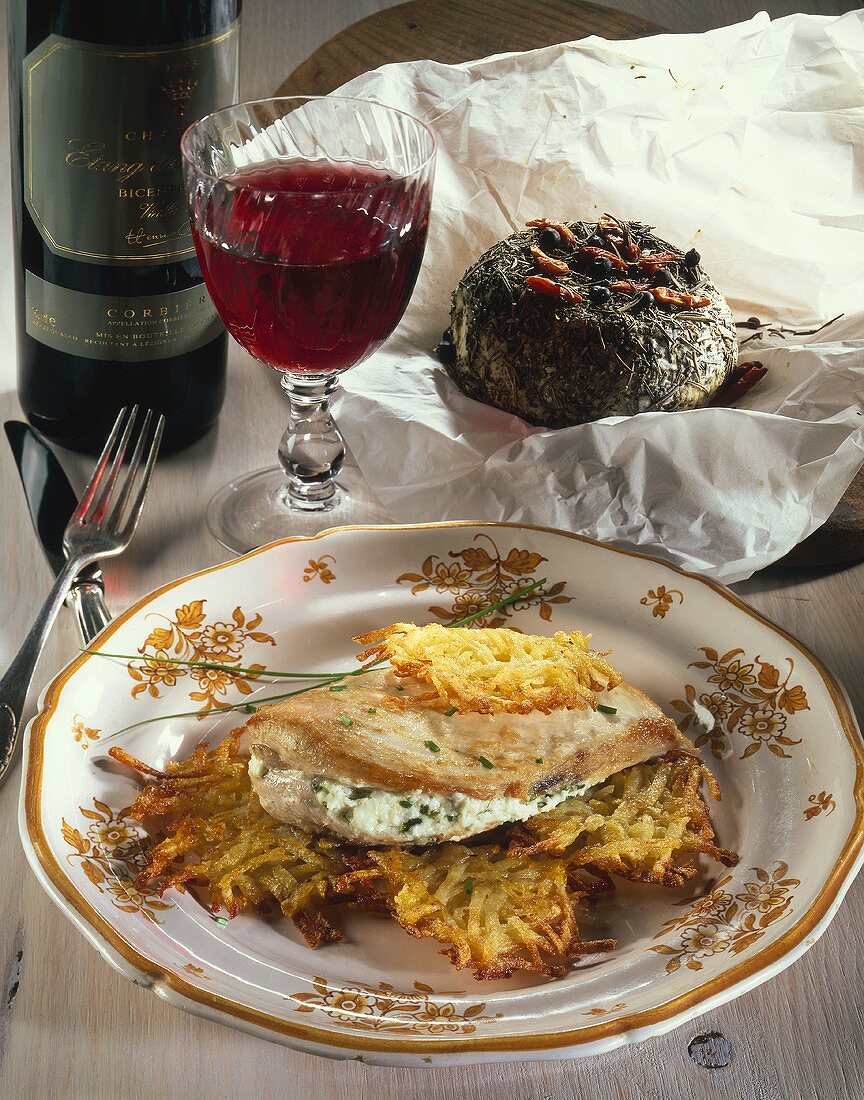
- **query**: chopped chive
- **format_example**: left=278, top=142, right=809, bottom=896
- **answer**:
left=399, top=799, right=412, bottom=809
left=597, top=704, right=618, bottom=715
left=395, top=684, right=404, bottom=692
left=535, top=757, right=544, bottom=764
left=478, top=756, right=494, bottom=769
left=443, top=706, right=457, bottom=717
left=243, top=704, right=256, bottom=714
left=339, top=715, right=353, bottom=727
left=425, top=740, right=440, bottom=753
left=367, top=707, right=377, bottom=714
left=464, top=878, right=474, bottom=896
left=349, top=788, right=372, bottom=800
left=100, top=578, right=551, bottom=741
left=311, top=778, right=325, bottom=794
left=211, top=915, right=228, bottom=927
left=400, top=817, right=422, bottom=833
left=329, top=684, right=348, bottom=692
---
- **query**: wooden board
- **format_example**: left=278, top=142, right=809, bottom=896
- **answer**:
left=276, top=0, right=661, bottom=98
left=782, top=465, right=864, bottom=567
left=277, top=0, right=864, bottom=569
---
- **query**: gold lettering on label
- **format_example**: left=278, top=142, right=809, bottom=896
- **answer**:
left=139, top=199, right=179, bottom=220
left=124, top=224, right=190, bottom=249
left=65, top=139, right=145, bottom=183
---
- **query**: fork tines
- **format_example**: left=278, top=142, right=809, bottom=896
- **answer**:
left=70, top=406, right=165, bottom=537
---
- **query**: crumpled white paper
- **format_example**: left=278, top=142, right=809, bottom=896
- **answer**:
left=332, top=11, right=864, bottom=583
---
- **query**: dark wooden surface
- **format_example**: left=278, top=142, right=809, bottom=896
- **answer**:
left=276, top=0, right=660, bottom=97
left=277, top=0, right=864, bottom=568
left=784, top=466, right=864, bottom=566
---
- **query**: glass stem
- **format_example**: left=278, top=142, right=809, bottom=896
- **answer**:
left=278, top=372, right=345, bottom=510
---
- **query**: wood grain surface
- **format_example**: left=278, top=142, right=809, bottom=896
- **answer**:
left=2, top=3, right=863, bottom=1098
left=276, top=0, right=660, bottom=98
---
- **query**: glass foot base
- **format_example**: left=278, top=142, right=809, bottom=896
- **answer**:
left=206, top=464, right=393, bottom=554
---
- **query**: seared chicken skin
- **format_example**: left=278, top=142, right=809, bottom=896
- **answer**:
left=246, top=668, right=690, bottom=846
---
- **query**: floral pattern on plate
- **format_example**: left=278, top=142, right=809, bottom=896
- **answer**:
left=61, top=798, right=172, bottom=924
left=289, top=978, right=502, bottom=1034
left=671, top=647, right=810, bottom=760
left=396, top=532, right=572, bottom=626
left=650, top=863, right=800, bottom=974
left=127, top=599, right=276, bottom=715
left=640, top=585, right=684, bottom=618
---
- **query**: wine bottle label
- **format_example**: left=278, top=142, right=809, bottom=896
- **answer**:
left=23, top=24, right=239, bottom=266
left=25, top=272, right=223, bottom=361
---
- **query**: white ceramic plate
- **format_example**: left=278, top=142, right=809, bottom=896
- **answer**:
left=20, top=523, right=864, bottom=1066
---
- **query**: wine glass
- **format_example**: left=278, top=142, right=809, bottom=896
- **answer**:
left=181, top=97, right=436, bottom=552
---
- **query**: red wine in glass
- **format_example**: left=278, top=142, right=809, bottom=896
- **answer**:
left=182, top=96, right=435, bottom=552
left=191, top=160, right=429, bottom=373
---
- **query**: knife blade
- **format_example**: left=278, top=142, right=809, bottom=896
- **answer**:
left=5, top=421, right=112, bottom=646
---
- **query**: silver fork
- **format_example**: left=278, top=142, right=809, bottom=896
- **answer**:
left=0, top=406, right=164, bottom=787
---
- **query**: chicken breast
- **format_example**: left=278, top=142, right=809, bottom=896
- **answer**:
left=246, top=667, right=691, bottom=846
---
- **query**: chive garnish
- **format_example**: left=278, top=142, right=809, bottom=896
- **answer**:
left=339, top=715, right=353, bottom=727
left=400, top=817, right=422, bottom=833
left=395, top=684, right=404, bottom=691
left=535, top=757, right=544, bottom=764
left=243, top=704, right=256, bottom=714
left=349, top=788, right=372, bottom=800
left=425, top=740, right=440, bottom=753
left=597, top=704, right=618, bottom=715
left=444, top=706, right=457, bottom=717
left=465, top=878, right=474, bottom=896
left=96, top=578, right=549, bottom=740
left=211, top=915, right=228, bottom=927
left=367, top=707, right=377, bottom=714
left=329, top=684, right=347, bottom=692
left=399, top=799, right=412, bottom=809
left=478, top=756, right=494, bottom=769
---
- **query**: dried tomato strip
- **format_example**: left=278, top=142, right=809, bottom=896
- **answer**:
left=610, top=279, right=650, bottom=293
left=530, top=244, right=569, bottom=276
left=650, top=286, right=711, bottom=309
left=709, top=363, right=768, bottom=406
left=525, top=218, right=577, bottom=244
left=638, top=251, right=679, bottom=272
left=577, top=246, right=628, bottom=271
left=524, top=275, right=583, bottom=303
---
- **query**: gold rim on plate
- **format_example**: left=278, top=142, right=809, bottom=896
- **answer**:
left=22, top=522, right=864, bottom=1055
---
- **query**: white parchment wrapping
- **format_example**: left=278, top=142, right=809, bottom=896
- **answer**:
left=332, top=12, right=864, bottom=583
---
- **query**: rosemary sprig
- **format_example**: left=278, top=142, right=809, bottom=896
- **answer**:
left=98, top=577, right=549, bottom=740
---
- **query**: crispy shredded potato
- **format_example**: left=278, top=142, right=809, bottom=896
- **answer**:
left=337, top=844, right=616, bottom=979
left=353, top=622, right=623, bottom=714
left=509, top=752, right=739, bottom=887
left=111, top=732, right=346, bottom=946
left=111, top=737, right=737, bottom=975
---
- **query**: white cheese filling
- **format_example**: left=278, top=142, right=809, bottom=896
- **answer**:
left=249, top=752, right=590, bottom=843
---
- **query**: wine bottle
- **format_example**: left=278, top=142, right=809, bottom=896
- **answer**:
left=8, top=1, right=241, bottom=455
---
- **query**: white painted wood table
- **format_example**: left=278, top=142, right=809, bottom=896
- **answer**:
left=0, top=343, right=862, bottom=1098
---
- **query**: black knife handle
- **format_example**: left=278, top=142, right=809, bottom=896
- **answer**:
left=67, top=583, right=112, bottom=646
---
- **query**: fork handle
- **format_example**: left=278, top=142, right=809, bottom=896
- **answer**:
left=67, top=581, right=112, bottom=646
left=0, top=555, right=85, bottom=785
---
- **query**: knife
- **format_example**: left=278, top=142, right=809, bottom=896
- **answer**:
left=5, top=421, right=112, bottom=646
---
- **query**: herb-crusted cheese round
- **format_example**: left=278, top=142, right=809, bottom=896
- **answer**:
left=445, top=218, right=737, bottom=427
